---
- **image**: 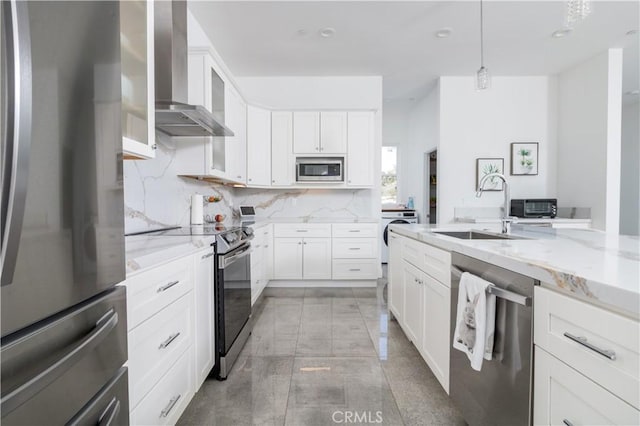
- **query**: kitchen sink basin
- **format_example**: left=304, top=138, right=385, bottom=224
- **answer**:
left=432, top=230, right=523, bottom=240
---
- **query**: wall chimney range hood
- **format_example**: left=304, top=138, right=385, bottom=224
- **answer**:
left=154, top=1, right=233, bottom=137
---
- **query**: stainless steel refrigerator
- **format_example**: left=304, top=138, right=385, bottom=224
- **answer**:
left=1, top=1, right=128, bottom=424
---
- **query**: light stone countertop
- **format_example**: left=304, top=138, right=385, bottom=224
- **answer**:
left=125, top=234, right=215, bottom=276
left=455, top=217, right=592, bottom=224
left=389, top=223, right=640, bottom=319
left=125, top=218, right=379, bottom=276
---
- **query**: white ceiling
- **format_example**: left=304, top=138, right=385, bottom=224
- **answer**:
left=188, top=1, right=639, bottom=100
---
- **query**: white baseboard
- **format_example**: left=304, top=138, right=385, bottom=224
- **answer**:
left=267, top=280, right=377, bottom=288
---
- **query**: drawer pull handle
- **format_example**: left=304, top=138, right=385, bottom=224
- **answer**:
left=348, top=248, right=361, bottom=250
left=201, top=252, right=214, bottom=259
left=296, top=230, right=308, bottom=232
left=349, top=268, right=361, bottom=271
left=157, top=280, right=179, bottom=293
left=348, top=230, right=361, bottom=232
left=563, top=332, right=616, bottom=360
left=158, top=332, right=181, bottom=349
left=159, top=394, right=181, bottom=418
left=562, top=420, right=574, bottom=426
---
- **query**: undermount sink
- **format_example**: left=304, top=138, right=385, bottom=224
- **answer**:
left=432, top=230, right=523, bottom=240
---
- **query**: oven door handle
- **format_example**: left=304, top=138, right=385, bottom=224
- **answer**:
left=218, top=246, right=253, bottom=269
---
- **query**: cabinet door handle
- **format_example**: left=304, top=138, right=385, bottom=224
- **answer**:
left=562, top=420, right=574, bottom=426
left=157, top=280, right=179, bottom=293
left=158, top=332, right=181, bottom=349
left=303, top=241, right=307, bottom=245
left=348, top=247, right=361, bottom=250
left=237, top=175, right=242, bottom=179
left=349, top=268, right=361, bottom=272
left=298, top=242, right=302, bottom=245
left=563, top=332, right=616, bottom=360
left=201, top=252, right=214, bottom=259
left=159, top=394, right=181, bottom=418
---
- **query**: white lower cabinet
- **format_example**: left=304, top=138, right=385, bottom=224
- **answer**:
left=131, top=349, right=194, bottom=426
left=390, top=232, right=451, bottom=394
left=402, top=260, right=424, bottom=345
left=273, top=237, right=331, bottom=280
left=193, top=248, right=215, bottom=390
left=534, top=347, right=640, bottom=426
left=421, top=273, right=450, bottom=393
left=302, top=238, right=332, bottom=279
left=388, top=232, right=403, bottom=320
left=126, top=247, right=218, bottom=425
left=273, top=238, right=304, bottom=279
left=251, top=225, right=273, bottom=304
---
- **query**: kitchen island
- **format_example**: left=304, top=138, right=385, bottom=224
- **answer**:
left=388, top=222, right=640, bottom=426
left=389, top=223, right=639, bottom=318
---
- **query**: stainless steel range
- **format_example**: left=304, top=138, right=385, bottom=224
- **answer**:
left=213, top=226, right=253, bottom=379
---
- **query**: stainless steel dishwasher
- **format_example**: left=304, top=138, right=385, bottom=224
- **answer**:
left=449, top=253, right=536, bottom=426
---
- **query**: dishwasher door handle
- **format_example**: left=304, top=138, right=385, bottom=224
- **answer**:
left=451, top=266, right=531, bottom=307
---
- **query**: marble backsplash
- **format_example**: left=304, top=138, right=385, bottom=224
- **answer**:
left=123, top=143, right=234, bottom=234
left=124, top=143, right=376, bottom=233
left=233, top=188, right=374, bottom=220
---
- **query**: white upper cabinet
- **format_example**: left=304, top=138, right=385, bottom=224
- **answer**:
left=225, top=85, right=247, bottom=184
left=247, top=105, right=272, bottom=186
left=180, top=49, right=248, bottom=184
left=121, top=0, right=155, bottom=160
left=347, top=111, right=375, bottom=187
left=271, top=112, right=294, bottom=186
left=320, top=112, right=347, bottom=154
left=293, top=112, right=320, bottom=154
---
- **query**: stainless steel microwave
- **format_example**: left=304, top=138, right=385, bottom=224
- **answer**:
left=296, top=157, right=344, bottom=182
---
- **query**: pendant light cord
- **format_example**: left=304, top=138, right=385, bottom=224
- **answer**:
left=480, top=0, right=484, bottom=67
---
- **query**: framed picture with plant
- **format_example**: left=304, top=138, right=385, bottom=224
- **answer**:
left=476, top=158, right=504, bottom=191
left=510, top=142, right=539, bottom=175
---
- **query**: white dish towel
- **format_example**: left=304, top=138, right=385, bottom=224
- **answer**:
left=452, top=272, right=497, bottom=371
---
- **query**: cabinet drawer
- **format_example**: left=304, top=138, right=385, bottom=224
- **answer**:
left=130, top=349, right=194, bottom=426
left=402, top=238, right=451, bottom=286
left=128, top=293, right=193, bottom=409
left=125, top=256, right=193, bottom=330
left=332, top=238, right=377, bottom=258
left=535, top=286, right=640, bottom=409
left=332, top=223, right=378, bottom=238
left=534, top=347, right=640, bottom=426
left=273, top=223, right=331, bottom=238
left=332, top=259, right=378, bottom=280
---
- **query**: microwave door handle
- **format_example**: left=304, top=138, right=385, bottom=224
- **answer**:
left=1, top=0, right=32, bottom=287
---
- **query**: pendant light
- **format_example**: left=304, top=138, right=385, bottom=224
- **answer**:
left=476, top=0, right=490, bottom=90
left=565, top=0, right=592, bottom=29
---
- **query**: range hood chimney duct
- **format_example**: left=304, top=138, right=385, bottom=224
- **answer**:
left=154, top=0, right=233, bottom=137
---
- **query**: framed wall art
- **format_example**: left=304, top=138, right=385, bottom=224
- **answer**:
left=511, top=142, right=539, bottom=175
left=476, top=158, right=504, bottom=191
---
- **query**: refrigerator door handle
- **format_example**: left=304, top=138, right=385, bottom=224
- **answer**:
left=1, top=0, right=32, bottom=287
left=0, top=309, right=118, bottom=415
left=97, top=397, right=121, bottom=426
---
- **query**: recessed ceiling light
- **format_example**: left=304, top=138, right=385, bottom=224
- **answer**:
left=625, top=90, right=640, bottom=96
left=435, top=28, right=453, bottom=38
left=626, top=29, right=638, bottom=36
left=319, top=27, right=336, bottom=38
left=551, top=29, right=572, bottom=38
left=297, top=29, right=308, bottom=36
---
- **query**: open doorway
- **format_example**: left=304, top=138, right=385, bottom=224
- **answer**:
left=424, top=150, right=437, bottom=224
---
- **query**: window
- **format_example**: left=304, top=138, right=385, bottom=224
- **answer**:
left=381, top=146, right=398, bottom=204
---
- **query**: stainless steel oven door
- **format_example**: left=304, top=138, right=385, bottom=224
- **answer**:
left=217, top=244, right=252, bottom=355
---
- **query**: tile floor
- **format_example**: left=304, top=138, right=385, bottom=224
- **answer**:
left=178, top=278, right=465, bottom=426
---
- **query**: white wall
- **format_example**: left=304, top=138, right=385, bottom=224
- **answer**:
left=620, top=100, right=640, bottom=235
left=405, top=86, right=440, bottom=222
left=437, top=76, right=558, bottom=224
left=235, top=76, right=383, bottom=218
left=557, top=49, right=623, bottom=232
